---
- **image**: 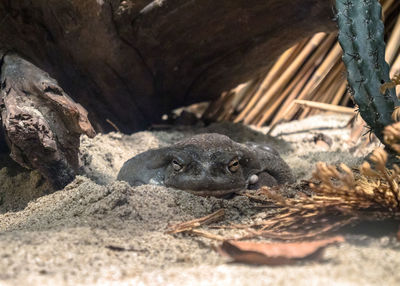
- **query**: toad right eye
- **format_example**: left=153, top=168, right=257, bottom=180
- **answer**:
left=228, top=158, right=240, bottom=173
left=172, top=159, right=183, bottom=171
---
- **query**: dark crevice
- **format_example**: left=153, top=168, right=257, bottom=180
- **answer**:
left=0, top=51, right=10, bottom=153
left=37, top=22, right=56, bottom=43
left=0, top=15, right=10, bottom=32
left=106, top=1, right=157, bottom=125
left=0, top=51, right=8, bottom=76
left=104, top=61, right=150, bottom=122
left=107, top=1, right=155, bottom=80
left=43, top=86, right=63, bottom=96
left=0, top=51, right=10, bottom=95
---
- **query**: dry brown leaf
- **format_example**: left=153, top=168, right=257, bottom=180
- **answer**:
left=218, top=236, right=344, bottom=265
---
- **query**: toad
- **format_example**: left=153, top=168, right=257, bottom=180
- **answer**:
left=117, top=133, right=294, bottom=196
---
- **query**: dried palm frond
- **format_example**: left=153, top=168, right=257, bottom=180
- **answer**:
left=384, top=122, right=400, bottom=153
left=243, top=120, right=400, bottom=240
left=202, top=0, right=400, bottom=127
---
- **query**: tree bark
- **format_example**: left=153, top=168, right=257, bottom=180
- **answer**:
left=0, top=0, right=336, bottom=133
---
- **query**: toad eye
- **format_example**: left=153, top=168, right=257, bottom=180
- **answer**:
left=172, top=159, right=183, bottom=171
left=228, top=158, right=240, bottom=173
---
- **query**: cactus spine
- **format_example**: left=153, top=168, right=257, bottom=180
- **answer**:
left=336, top=0, right=399, bottom=142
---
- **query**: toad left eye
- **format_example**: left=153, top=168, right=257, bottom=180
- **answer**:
left=228, top=158, right=240, bottom=173
left=172, top=159, right=183, bottom=171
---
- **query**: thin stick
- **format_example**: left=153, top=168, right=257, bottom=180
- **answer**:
left=292, top=99, right=355, bottom=115
left=386, top=14, right=400, bottom=64
left=204, top=91, right=232, bottom=121
left=106, top=118, right=120, bottom=132
left=281, top=43, right=343, bottom=121
left=236, top=77, right=265, bottom=112
left=166, top=209, right=225, bottom=234
left=234, top=43, right=301, bottom=122
left=390, top=52, right=400, bottom=77
left=242, top=33, right=327, bottom=124
left=331, top=80, right=348, bottom=106
left=382, top=0, right=395, bottom=17
left=259, top=36, right=337, bottom=125
left=256, top=67, right=315, bottom=126
left=242, top=33, right=335, bottom=124
left=269, top=35, right=337, bottom=124
left=307, top=79, right=346, bottom=117
left=313, top=63, right=346, bottom=104
left=297, top=61, right=345, bottom=119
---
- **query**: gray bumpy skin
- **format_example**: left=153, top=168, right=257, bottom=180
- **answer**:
left=117, top=133, right=295, bottom=196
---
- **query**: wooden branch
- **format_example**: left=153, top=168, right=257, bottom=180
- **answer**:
left=0, top=53, right=95, bottom=189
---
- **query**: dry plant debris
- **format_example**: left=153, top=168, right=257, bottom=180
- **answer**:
left=312, top=148, right=400, bottom=212
left=217, top=236, right=344, bottom=265
left=380, top=74, right=400, bottom=94
left=243, top=148, right=400, bottom=240
left=167, top=121, right=400, bottom=254
left=384, top=121, right=400, bottom=152
left=247, top=143, right=400, bottom=240
left=202, top=0, right=399, bottom=126
left=166, top=209, right=225, bottom=235
left=167, top=141, right=400, bottom=242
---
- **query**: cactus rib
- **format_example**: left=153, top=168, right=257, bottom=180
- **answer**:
left=336, top=0, right=399, bottom=142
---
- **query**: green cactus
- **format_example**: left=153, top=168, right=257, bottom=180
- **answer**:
left=336, top=0, right=399, bottom=143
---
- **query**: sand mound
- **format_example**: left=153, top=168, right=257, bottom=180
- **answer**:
left=1, top=114, right=399, bottom=286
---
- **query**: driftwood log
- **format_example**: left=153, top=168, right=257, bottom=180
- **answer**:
left=0, top=52, right=95, bottom=189
left=0, top=0, right=335, bottom=188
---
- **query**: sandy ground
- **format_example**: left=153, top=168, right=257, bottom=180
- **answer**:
left=0, top=114, right=399, bottom=286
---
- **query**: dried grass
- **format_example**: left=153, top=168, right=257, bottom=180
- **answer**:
left=236, top=122, right=400, bottom=240
left=202, top=0, right=400, bottom=127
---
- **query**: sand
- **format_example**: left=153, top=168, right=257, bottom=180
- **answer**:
left=0, top=114, right=399, bottom=286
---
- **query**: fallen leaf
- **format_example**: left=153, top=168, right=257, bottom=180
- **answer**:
left=218, top=236, right=344, bottom=265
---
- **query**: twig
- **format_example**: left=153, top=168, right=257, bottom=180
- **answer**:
left=166, top=209, right=225, bottom=234
left=106, top=118, right=121, bottom=132
left=292, top=99, right=355, bottom=115
left=385, top=13, right=400, bottom=64
left=243, top=33, right=327, bottom=124
left=269, top=34, right=337, bottom=125
left=234, top=43, right=300, bottom=122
